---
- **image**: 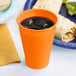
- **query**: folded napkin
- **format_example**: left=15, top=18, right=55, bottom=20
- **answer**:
left=0, top=24, right=20, bottom=66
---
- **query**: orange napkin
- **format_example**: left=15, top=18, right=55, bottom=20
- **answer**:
left=0, top=24, right=20, bottom=66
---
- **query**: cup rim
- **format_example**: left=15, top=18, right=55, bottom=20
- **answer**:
left=17, top=9, right=58, bottom=32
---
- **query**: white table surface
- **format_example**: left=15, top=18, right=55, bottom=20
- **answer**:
left=0, top=0, right=76, bottom=76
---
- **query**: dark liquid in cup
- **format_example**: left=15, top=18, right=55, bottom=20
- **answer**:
left=21, top=17, right=54, bottom=30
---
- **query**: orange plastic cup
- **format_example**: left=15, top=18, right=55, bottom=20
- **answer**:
left=17, top=9, right=57, bottom=69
